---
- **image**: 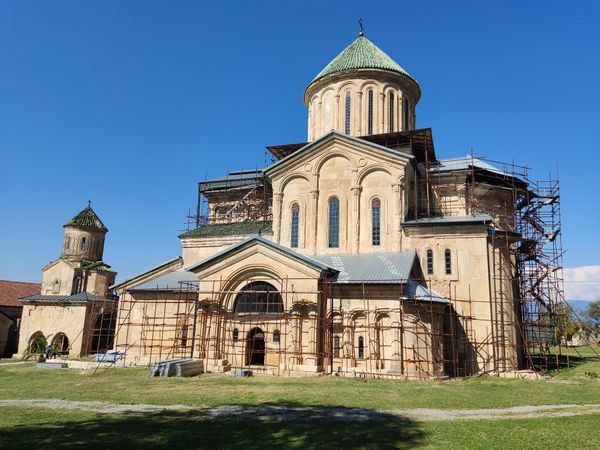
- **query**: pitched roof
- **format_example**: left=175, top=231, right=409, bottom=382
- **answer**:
left=19, top=292, right=114, bottom=304
left=0, top=280, right=41, bottom=307
left=264, top=131, right=413, bottom=176
left=110, top=257, right=182, bottom=291
left=200, top=170, right=265, bottom=193
left=404, top=280, right=449, bottom=304
left=402, top=214, right=493, bottom=227
left=179, top=221, right=273, bottom=239
left=311, top=252, right=417, bottom=283
left=129, top=270, right=199, bottom=292
left=427, top=156, right=506, bottom=175
left=64, top=205, right=108, bottom=231
left=186, top=236, right=336, bottom=274
left=310, top=35, right=418, bottom=85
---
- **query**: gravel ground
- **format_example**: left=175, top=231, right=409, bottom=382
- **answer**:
left=1, top=399, right=599, bottom=422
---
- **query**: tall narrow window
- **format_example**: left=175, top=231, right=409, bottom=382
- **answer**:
left=290, top=203, right=299, bottom=248
left=358, top=336, right=365, bottom=359
left=273, top=329, right=280, bottom=343
left=371, top=198, right=381, bottom=246
left=333, top=335, right=340, bottom=358
left=64, top=235, right=71, bottom=252
left=389, top=92, right=395, bottom=132
left=180, top=323, right=188, bottom=348
left=80, top=237, right=87, bottom=252
left=328, top=196, right=340, bottom=248
left=445, top=249, right=452, bottom=275
left=403, top=97, right=410, bottom=131
left=426, top=249, right=434, bottom=275
left=73, top=277, right=83, bottom=294
left=344, top=91, right=351, bottom=134
left=367, top=90, right=374, bottom=134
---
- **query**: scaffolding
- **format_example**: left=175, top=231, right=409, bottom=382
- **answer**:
left=84, top=130, right=599, bottom=377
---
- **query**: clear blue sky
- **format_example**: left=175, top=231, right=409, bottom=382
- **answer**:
left=1, top=0, right=599, bottom=284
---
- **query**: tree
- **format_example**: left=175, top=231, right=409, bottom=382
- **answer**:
left=586, top=300, right=600, bottom=330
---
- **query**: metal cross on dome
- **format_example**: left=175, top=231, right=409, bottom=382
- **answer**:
left=358, top=18, right=364, bottom=36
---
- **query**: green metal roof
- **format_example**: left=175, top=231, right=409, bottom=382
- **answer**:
left=179, top=221, right=273, bottom=239
left=310, top=36, right=417, bottom=85
left=64, top=205, right=107, bottom=231
left=20, top=292, right=116, bottom=303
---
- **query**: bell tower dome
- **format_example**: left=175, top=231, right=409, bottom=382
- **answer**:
left=61, top=202, right=108, bottom=262
left=304, top=33, right=421, bottom=141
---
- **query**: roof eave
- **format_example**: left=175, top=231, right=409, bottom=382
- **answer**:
left=304, top=68, right=421, bottom=106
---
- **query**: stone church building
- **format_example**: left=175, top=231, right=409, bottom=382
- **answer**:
left=17, top=205, right=117, bottom=358
left=110, top=32, right=529, bottom=379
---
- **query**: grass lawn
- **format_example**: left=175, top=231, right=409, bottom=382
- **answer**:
left=1, top=406, right=599, bottom=449
left=0, top=348, right=599, bottom=449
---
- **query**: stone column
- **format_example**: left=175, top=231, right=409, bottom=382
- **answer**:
left=356, top=92, right=363, bottom=136
left=310, top=189, right=319, bottom=254
left=307, top=104, right=312, bottom=141
left=391, top=178, right=404, bottom=251
left=399, top=93, right=404, bottom=132
left=273, top=192, right=283, bottom=244
left=379, top=92, right=385, bottom=134
left=351, top=185, right=362, bottom=253
left=334, top=94, right=340, bottom=133
left=317, top=101, right=322, bottom=138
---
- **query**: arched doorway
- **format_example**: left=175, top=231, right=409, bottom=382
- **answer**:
left=246, top=327, right=265, bottom=366
left=28, top=332, right=46, bottom=354
left=51, top=333, right=70, bottom=356
left=90, top=312, right=116, bottom=354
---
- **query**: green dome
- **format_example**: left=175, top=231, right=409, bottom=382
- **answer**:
left=310, top=35, right=418, bottom=85
left=64, top=205, right=107, bottom=231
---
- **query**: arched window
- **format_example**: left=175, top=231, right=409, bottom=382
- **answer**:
left=328, top=196, right=340, bottom=248
left=333, top=335, right=341, bottom=358
left=445, top=249, right=452, bottom=275
left=290, top=203, right=300, bottom=248
left=389, top=92, right=395, bottom=132
left=344, top=91, right=351, bottom=134
left=234, top=282, right=284, bottom=315
left=367, top=89, right=374, bottom=134
left=80, top=237, right=87, bottom=252
left=273, top=329, right=280, bottom=343
left=358, top=336, right=365, bottom=359
left=403, top=97, right=410, bottom=131
left=64, top=235, right=71, bottom=252
left=426, top=249, right=434, bottom=275
left=371, top=198, right=381, bottom=246
left=232, top=328, right=239, bottom=342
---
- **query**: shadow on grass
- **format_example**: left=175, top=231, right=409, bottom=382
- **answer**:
left=530, top=352, right=598, bottom=372
left=0, top=405, right=426, bottom=449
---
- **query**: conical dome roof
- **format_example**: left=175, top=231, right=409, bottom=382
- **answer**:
left=310, top=35, right=418, bottom=85
left=64, top=204, right=107, bottom=231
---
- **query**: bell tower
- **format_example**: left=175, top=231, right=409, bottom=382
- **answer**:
left=62, top=201, right=108, bottom=262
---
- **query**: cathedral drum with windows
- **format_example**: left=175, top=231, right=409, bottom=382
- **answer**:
left=112, top=32, right=524, bottom=378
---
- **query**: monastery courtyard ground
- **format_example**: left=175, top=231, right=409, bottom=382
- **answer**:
left=0, top=347, right=599, bottom=449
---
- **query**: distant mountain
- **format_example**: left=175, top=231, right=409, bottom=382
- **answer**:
left=568, top=300, right=592, bottom=316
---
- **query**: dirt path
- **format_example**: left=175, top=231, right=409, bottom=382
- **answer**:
left=2, top=399, right=600, bottom=421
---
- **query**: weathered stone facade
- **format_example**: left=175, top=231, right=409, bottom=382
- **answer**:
left=16, top=205, right=117, bottom=358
